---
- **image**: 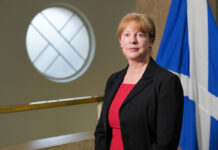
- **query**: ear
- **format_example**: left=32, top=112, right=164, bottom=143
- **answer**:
left=119, top=38, right=123, bottom=48
left=149, top=38, right=154, bottom=46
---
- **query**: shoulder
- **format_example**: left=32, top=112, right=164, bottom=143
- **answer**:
left=107, top=69, right=124, bottom=82
left=153, top=63, right=181, bottom=85
left=106, top=65, right=127, bottom=82
left=104, top=67, right=127, bottom=91
left=153, top=63, right=183, bottom=98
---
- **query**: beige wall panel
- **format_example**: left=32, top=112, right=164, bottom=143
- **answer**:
left=136, top=0, right=171, bottom=58
left=137, top=0, right=218, bottom=59
left=0, top=0, right=135, bottom=146
left=209, top=0, right=216, bottom=21
left=217, top=0, right=218, bottom=22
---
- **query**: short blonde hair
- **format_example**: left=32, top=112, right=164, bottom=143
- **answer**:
left=117, top=12, right=155, bottom=41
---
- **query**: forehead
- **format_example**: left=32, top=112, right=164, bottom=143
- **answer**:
left=122, top=20, right=143, bottom=32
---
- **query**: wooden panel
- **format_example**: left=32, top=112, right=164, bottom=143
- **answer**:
left=217, top=0, right=218, bottom=22
left=208, top=0, right=216, bottom=21
left=137, top=0, right=218, bottom=58
left=136, top=0, right=171, bottom=58
left=217, top=0, right=218, bottom=23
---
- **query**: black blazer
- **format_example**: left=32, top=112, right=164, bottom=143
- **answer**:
left=95, top=58, right=184, bottom=150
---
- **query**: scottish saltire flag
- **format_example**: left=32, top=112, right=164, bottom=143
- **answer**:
left=156, top=0, right=218, bottom=149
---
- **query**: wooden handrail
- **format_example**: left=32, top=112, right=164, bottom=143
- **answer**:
left=0, top=96, right=103, bottom=114
left=0, top=131, right=94, bottom=150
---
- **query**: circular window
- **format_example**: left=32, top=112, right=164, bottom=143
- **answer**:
left=26, top=6, right=95, bottom=82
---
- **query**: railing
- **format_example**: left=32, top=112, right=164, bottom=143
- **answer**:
left=0, top=96, right=104, bottom=114
left=0, top=131, right=94, bottom=150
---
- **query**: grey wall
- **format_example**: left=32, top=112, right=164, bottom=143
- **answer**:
left=0, top=0, right=135, bottom=146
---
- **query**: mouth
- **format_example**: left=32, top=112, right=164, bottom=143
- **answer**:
left=129, top=47, right=139, bottom=51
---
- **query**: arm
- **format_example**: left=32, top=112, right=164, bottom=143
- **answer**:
left=94, top=74, right=114, bottom=150
left=94, top=107, right=106, bottom=150
left=150, top=75, right=184, bottom=150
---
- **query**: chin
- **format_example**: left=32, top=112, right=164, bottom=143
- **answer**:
left=126, top=56, right=141, bottom=62
left=126, top=54, right=140, bottom=59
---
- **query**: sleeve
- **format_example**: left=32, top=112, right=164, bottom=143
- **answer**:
left=94, top=106, right=106, bottom=150
left=94, top=75, right=114, bottom=150
left=150, top=75, right=184, bottom=150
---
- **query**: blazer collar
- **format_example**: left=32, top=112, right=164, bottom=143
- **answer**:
left=104, top=67, right=127, bottom=117
left=120, top=57, right=156, bottom=81
left=121, top=57, right=156, bottom=107
left=141, top=57, right=156, bottom=79
left=104, top=57, right=157, bottom=115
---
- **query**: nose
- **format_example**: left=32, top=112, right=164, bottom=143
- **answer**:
left=130, top=35, right=137, bottom=44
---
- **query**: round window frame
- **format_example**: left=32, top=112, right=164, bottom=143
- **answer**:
left=26, top=3, right=96, bottom=83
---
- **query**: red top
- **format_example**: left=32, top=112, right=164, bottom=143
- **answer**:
left=108, top=83, right=135, bottom=150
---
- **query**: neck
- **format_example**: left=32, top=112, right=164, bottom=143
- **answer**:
left=127, top=56, right=150, bottom=73
left=123, top=56, right=150, bottom=84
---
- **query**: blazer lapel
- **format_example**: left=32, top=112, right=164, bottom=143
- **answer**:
left=103, top=67, right=127, bottom=118
left=121, top=58, right=156, bottom=107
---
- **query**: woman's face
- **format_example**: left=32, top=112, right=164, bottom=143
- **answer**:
left=119, top=21, right=153, bottom=62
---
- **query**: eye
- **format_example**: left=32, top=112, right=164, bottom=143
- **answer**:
left=122, top=33, right=130, bottom=37
left=136, top=33, right=145, bottom=37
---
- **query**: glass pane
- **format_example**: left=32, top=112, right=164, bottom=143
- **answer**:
left=45, top=56, right=76, bottom=78
left=41, top=7, right=73, bottom=31
left=26, top=25, right=48, bottom=61
left=34, top=46, right=58, bottom=73
left=32, top=13, right=84, bottom=70
left=71, top=26, right=89, bottom=59
left=61, top=15, right=83, bottom=41
left=31, top=13, right=60, bottom=44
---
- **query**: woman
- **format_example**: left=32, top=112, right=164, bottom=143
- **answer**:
left=95, top=12, right=184, bottom=150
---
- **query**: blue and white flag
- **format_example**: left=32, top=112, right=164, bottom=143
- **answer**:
left=156, top=0, right=218, bottom=149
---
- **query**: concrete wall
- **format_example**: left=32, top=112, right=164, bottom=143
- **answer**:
left=0, top=0, right=135, bottom=146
